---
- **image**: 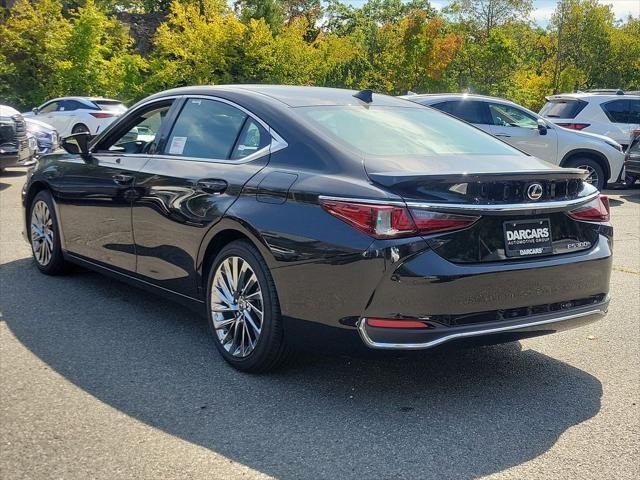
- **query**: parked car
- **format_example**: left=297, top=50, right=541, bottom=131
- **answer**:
left=25, top=116, right=59, bottom=157
left=22, top=86, right=612, bottom=373
left=24, top=97, right=127, bottom=137
left=540, top=90, right=640, bottom=150
left=1, top=105, right=32, bottom=172
left=624, top=130, right=640, bottom=181
left=404, top=93, right=625, bottom=190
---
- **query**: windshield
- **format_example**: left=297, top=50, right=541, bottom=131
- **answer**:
left=297, top=106, right=522, bottom=157
left=539, top=99, right=587, bottom=118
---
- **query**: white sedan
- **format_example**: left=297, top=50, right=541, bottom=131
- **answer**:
left=24, top=97, right=127, bottom=137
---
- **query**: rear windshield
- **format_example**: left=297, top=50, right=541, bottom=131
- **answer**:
left=95, top=101, right=127, bottom=113
left=297, top=106, right=521, bottom=156
left=539, top=99, right=587, bottom=118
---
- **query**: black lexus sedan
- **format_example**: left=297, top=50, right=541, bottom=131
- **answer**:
left=21, top=86, right=612, bottom=372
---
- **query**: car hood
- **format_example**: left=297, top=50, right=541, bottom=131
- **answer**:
left=24, top=117, right=56, bottom=133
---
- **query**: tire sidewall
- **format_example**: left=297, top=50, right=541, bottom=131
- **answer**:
left=205, top=241, right=282, bottom=371
left=29, top=190, right=65, bottom=274
left=568, top=158, right=605, bottom=190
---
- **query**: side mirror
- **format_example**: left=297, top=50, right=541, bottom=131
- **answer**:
left=537, top=119, right=548, bottom=136
left=62, top=132, right=91, bottom=158
left=32, top=107, right=39, bottom=115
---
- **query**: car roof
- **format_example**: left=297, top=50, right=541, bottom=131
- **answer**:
left=402, top=93, right=519, bottom=105
left=150, top=85, right=419, bottom=108
left=546, top=92, right=640, bottom=101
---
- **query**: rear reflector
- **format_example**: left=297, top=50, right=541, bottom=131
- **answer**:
left=568, top=195, right=610, bottom=222
left=319, top=199, right=479, bottom=239
left=557, top=123, right=591, bottom=130
left=366, top=318, right=431, bottom=328
left=89, top=112, right=115, bottom=118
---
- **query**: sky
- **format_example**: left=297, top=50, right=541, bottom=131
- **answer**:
left=348, top=0, right=640, bottom=26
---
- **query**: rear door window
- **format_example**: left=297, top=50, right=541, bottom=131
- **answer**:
left=431, top=100, right=489, bottom=124
left=230, top=119, right=270, bottom=160
left=539, top=99, right=587, bottom=118
left=164, top=98, right=247, bottom=160
left=602, top=100, right=630, bottom=123
left=60, top=100, right=88, bottom=111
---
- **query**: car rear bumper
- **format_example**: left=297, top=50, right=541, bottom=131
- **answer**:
left=358, top=233, right=612, bottom=349
left=358, top=298, right=608, bottom=349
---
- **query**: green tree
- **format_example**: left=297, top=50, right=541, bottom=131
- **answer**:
left=0, top=0, right=71, bottom=108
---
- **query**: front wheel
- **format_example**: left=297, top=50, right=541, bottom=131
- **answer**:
left=206, top=240, right=290, bottom=373
left=566, top=158, right=606, bottom=191
left=29, top=190, right=69, bottom=275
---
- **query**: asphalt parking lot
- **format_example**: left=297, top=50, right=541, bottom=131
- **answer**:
left=1, top=168, right=638, bottom=480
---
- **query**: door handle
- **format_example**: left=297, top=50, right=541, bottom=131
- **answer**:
left=197, top=179, right=228, bottom=194
left=113, top=173, right=134, bottom=185
left=495, top=133, right=511, bottom=138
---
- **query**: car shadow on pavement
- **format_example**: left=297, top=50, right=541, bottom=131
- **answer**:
left=1, top=257, right=602, bottom=480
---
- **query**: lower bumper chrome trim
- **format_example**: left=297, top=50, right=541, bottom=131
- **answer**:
left=358, top=303, right=608, bottom=350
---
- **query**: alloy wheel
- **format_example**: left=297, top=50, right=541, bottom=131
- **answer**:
left=578, top=164, right=599, bottom=187
left=211, top=256, right=264, bottom=358
left=30, top=200, right=54, bottom=266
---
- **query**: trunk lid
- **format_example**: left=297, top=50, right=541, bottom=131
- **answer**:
left=364, top=154, right=603, bottom=263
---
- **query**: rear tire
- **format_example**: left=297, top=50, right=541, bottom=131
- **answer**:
left=29, top=190, right=69, bottom=275
left=566, top=158, right=606, bottom=191
left=206, top=240, right=290, bottom=373
left=71, top=123, right=90, bottom=135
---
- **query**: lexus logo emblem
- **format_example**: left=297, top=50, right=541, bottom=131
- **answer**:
left=527, top=183, right=544, bottom=201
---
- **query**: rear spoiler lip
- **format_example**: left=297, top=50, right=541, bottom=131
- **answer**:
left=368, top=168, right=589, bottom=187
left=404, top=190, right=599, bottom=214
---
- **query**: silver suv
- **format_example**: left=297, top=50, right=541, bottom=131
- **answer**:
left=403, top=94, right=625, bottom=190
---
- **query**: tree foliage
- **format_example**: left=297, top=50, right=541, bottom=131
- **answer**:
left=0, top=0, right=638, bottom=111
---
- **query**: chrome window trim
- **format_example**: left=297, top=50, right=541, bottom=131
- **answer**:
left=358, top=304, right=608, bottom=350
left=318, top=191, right=599, bottom=212
left=162, top=94, right=287, bottom=163
left=91, top=94, right=288, bottom=163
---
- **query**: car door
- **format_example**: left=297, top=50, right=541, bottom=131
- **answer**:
left=486, top=102, right=558, bottom=162
left=131, top=96, right=272, bottom=298
left=53, top=99, right=177, bottom=272
left=35, top=101, right=64, bottom=132
left=602, top=99, right=640, bottom=149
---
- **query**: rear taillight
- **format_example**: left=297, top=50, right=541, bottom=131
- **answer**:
left=557, top=123, right=591, bottom=130
left=568, top=195, right=610, bottom=222
left=319, top=199, right=479, bottom=239
left=89, top=112, right=115, bottom=118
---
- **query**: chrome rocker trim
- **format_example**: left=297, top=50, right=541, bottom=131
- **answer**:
left=358, top=302, right=608, bottom=350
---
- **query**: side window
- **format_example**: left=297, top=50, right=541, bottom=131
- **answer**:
left=94, top=102, right=172, bottom=154
left=62, top=100, right=88, bottom=111
left=231, top=119, right=270, bottom=160
left=602, top=100, right=630, bottom=123
left=628, top=100, right=640, bottom=124
left=433, top=100, right=488, bottom=124
left=39, top=102, right=59, bottom=114
left=488, top=103, right=538, bottom=129
left=165, top=98, right=247, bottom=160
